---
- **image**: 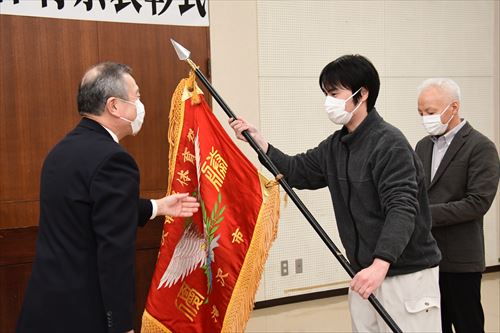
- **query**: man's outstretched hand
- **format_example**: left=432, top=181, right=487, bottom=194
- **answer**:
left=155, top=193, right=200, bottom=217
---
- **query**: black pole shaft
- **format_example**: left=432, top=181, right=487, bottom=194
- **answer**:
left=192, top=66, right=403, bottom=333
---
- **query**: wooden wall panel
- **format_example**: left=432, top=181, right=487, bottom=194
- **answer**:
left=0, top=201, right=39, bottom=231
left=0, top=13, right=210, bottom=333
left=0, top=16, right=98, bottom=203
left=135, top=248, right=161, bottom=330
left=0, top=262, right=33, bottom=333
left=0, top=16, right=99, bottom=228
left=0, top=227, right=38, bottom=266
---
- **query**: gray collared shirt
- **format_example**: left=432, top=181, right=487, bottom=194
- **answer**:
left=430, top=119, right=467, bottom=181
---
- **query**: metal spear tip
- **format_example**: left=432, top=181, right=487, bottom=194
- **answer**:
left=170, top=39, right=191, bottom=61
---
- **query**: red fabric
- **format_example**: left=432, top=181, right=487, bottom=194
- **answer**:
left=144, top=93, right=263, bottom=332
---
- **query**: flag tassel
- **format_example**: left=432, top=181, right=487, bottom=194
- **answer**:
left=222, top=175, right=280, bottom=333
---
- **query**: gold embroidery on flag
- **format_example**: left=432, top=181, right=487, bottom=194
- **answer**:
left=182, top=147, right=196, bottom=165
left=176, top=170, right=191, bottom=186
left=187, top=128, right=195, bottom=143
left=143, top=72, right=208, bottom=333
left=161, top=231, right=168, bottom=246
left=231, top=227, right=244, bottom=244
left=175, top=281, right=205, bottom=322
left=216, top=268, right=229, bottom=287
left=201, top=147, right=228, bottom=192
left=211, top=305, right=220, bottom=323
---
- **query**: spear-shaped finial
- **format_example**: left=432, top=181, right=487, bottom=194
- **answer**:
left=171, top=38, right=198, bottom=71
left=170, top=38, right=237, bottom=118
left=170, top=39, right=190, bottom=60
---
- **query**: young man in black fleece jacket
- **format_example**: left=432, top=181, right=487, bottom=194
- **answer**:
left=229, top=55, right=442, bottom=332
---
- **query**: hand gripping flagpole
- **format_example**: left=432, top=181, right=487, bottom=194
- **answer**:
left=170, top=39, right=402, bottom=333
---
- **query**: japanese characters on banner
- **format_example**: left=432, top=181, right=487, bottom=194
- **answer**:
left=141, top=72, right=280, bottom=333
left=0, top=0, right=209, bottom=27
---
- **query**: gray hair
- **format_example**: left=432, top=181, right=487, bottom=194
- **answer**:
left=417, top=78, right=461, bottom=102
left=77, top=62, right=132, bottom=116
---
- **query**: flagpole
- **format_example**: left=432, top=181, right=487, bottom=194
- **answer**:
left=170, top=39, right=402, bottom=333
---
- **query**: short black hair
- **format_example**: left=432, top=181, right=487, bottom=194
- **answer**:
left=319, top=55, right=380, bottom=111
left=77, top=62, right=132, bottom=116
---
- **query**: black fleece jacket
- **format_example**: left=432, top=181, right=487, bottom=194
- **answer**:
left=263, top=109, right=441, bottom=276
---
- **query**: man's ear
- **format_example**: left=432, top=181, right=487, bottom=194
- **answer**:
left=451, top=100, right=460, bottom=114
left=106, top=97, right=120, bottom=117
left=360, top=87, right=369, bottom=102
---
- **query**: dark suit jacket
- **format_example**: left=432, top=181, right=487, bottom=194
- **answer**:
left=416, top=121, right=499, bottom=272
left=17, top=118, right=152, bottom=333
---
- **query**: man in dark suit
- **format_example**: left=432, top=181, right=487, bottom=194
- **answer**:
left=16, top=62, right=199, bottom=333
left=416, top=78, right=500, bottom=333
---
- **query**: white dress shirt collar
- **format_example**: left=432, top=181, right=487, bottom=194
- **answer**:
left=101, top=125, right=119, bottom=143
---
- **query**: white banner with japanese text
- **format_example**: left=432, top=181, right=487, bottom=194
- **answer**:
left=0, top=0, right=209, bottom=27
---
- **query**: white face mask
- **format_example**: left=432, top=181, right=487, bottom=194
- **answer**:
left=422, top=102, right=453, bottom=136
left=324, top=88, right=362, bottom=125
left=119, top=98, right=145, bottom=135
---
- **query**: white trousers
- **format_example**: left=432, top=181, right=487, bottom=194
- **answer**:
left=348, top=266, right=441, bottom=333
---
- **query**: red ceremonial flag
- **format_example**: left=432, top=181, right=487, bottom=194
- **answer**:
left=142, top=72, right=280, bottom=333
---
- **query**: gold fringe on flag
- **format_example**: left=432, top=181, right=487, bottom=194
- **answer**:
left=221, top=174, right=280, bottom=333
left=166, top=71, right=202, bottom=196
left=166, top=77, right=186, bottom=196
left=142, top=310, right=173, bottom=333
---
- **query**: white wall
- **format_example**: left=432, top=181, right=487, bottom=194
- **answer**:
left=209, top=0, right=500, bottom=302
left=208, top=0, right=260, bottom=165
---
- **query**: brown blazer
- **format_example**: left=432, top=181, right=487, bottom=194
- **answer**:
left=416, top=121, right=499, bottom=272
